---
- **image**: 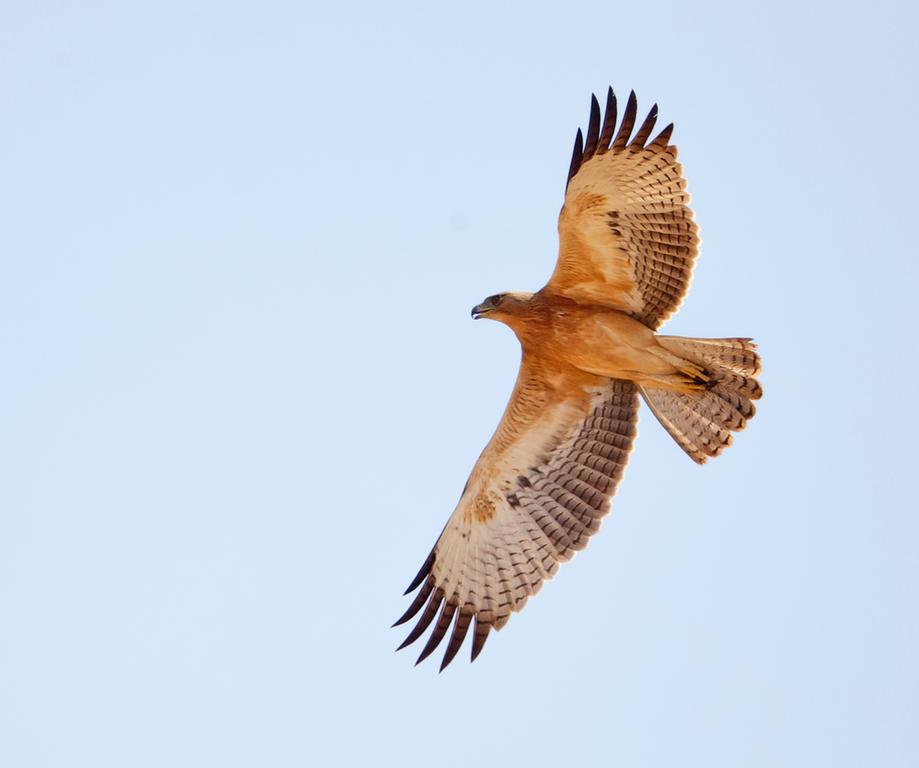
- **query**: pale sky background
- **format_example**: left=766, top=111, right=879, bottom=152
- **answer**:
left=2, top=1, right=917, bottom=766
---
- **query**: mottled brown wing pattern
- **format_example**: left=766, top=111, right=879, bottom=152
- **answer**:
left=394, top=379, right=639, bottom=670
left=551, top=88, right=700, bottom=329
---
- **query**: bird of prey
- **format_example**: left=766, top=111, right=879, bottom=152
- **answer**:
left=394, top=88, right=762, bottom=670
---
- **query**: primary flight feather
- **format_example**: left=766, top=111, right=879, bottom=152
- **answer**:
left=395, top=88, right=762, bottom=671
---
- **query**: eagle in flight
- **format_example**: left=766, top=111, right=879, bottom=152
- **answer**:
left=394, top=88, right=762, bottom=670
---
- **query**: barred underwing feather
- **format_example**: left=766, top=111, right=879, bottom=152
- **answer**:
left=397, top=369, right=639, bottom=670
left=551, top=89, right=700, bottom=329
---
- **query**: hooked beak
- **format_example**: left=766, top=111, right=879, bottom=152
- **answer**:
left=471, top=303, right=491, bottom=320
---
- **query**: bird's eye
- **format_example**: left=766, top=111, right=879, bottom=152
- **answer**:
left=488, top=294, right=503, bottom=307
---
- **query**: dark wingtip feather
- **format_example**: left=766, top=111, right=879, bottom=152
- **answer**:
left=630, top=103, right=658, bottom=148
left=566, top=128, right=584, bottom=187
left=415, top=601, right=457, bottom=666
left=438, top=609, right=473, bottom=672
left=612, top=90, right=638, bottom=151
left=597, top=86, right=617, bottom=153
left=396, top=589, right=442, bottom=651
left=403, top=549, right=435, bottom=595
left=392, top=578, right=434, bottom=627
left=650, top=121, right=674, bottom=148
left=582, top=94, right=601, bottom=159
left=470, top=617, right=491, bottom=662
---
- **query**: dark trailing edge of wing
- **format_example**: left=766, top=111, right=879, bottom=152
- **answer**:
left=566, top=87, right=675, bottom=190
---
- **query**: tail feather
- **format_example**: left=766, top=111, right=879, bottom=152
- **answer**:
left=709, top=370, right=762, bottom=400
left=643, top=337, right=762, bottom=464
left=657, top=336, right=761, bottom=376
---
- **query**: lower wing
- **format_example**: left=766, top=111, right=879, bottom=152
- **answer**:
left=395, top=355, right=640, bottom=670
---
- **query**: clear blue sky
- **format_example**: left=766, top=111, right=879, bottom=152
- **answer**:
left=2, top=1, right=917, bottom=766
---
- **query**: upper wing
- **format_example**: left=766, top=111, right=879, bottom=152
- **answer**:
left=546, top=88, right=700, bottom=329
left=394, top=355, right=639, bottom=670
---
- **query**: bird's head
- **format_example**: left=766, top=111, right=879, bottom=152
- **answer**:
left=471, top=291, right=536, bottom=323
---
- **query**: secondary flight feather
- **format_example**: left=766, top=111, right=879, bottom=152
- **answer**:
left=394, top=88, right=762, bottom=671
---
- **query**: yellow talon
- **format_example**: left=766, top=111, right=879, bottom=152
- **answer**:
left=680, top=364, right=709, bottom=382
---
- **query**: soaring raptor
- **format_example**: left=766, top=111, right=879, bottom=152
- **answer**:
left=394, top=88, right=762, bottom=670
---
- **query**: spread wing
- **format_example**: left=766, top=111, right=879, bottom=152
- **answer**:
left=394, top=356, right=639, bottom=670
left=546, top=88, right=700, bottom=329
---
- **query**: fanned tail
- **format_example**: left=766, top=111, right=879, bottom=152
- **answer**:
left=641, top=337, right=762, bottom=464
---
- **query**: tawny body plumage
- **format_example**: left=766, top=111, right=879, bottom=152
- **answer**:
left=495, top=292, right=691, bottom=385
left=395, top=88, right=762, bottom=670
